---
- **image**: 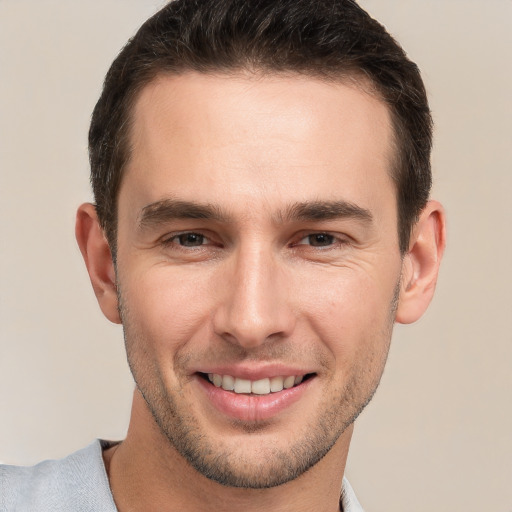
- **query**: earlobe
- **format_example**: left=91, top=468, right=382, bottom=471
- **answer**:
left=395, top=200, right=446, bottom=324
left=75, top=203, right=121, bottom=324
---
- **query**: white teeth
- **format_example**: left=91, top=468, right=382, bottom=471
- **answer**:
left=283, top=376, right=295, bottom=389
left=221, top=374, right=235, bottom=391
left=269, top=376, right=284, bottom=392
left=234, top=378, right=252, bottom=394
left=251, top=378, right=270, bottom=395
left=207, top=373, right=306, bottom=395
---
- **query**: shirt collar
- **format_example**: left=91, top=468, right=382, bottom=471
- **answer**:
left=340, top=477, right=365, bottom=512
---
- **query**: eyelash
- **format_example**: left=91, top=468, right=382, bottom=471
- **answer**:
left=295, top=233, right=338, bottom=248
left=161, top=232, right=213, bottom=248
left=161, top=231, right=348, bottom=251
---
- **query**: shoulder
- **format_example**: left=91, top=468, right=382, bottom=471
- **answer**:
left=1, top=440, right=118, bottom=512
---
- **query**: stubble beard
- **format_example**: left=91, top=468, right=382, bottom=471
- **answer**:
left=118, top=283, right=398, bottom=489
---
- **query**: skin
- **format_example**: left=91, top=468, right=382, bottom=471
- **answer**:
left=76, top=72, right=445, bottom=512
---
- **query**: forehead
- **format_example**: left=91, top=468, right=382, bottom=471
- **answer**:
left=122, top=71, right=395, bottom=217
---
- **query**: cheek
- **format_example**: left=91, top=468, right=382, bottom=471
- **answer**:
left=120, top=265, right=216, bottom=353
left=299, top=266, right=398, bottom=359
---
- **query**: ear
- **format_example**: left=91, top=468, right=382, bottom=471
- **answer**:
left=75, top=203, right=121, bottom=324
left=395, top=200, right=446, bottom=324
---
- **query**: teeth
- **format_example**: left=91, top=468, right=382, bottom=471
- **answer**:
left=251, top=378, right=270, bottom=395
left=207, top=373, right=306, bottom=395
left=283, top=376, right=295, bottom=389
left=234, top=378, right=251, bottom=394
left=221, top=374, right=235, bottom=391
left=270, top=376, right=284, bottom=392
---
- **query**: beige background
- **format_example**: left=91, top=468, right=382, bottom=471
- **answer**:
left=1, top=1, right=511, bottom=510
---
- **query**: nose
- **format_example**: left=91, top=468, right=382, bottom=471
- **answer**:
left=212, top=244, right=296, bottom=349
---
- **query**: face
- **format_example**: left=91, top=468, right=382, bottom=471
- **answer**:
left=115, top=72, right=403, bottom=488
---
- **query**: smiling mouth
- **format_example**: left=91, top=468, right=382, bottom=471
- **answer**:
left=199, top=373, right=315, bottom=395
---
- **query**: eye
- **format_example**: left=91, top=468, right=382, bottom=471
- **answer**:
left=297, top=233, right=336, bottom=247
left=165, top=232, right=208, bottom=247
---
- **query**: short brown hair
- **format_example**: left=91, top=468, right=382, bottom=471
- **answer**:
left=89, top=0, right=432, bottom=258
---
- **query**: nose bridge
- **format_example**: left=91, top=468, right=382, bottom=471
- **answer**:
left=213, top=240, right=294, bottom=347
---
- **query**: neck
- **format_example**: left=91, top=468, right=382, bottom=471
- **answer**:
left=105, top=390, right=353, bottom=512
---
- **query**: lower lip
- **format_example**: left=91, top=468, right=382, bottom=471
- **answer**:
left=196, top=375, right=314, bottom=422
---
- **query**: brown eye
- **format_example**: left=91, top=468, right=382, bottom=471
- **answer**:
left=305, top=233, right=335, bottom=247
left=176, top=233, right=206, bottom=247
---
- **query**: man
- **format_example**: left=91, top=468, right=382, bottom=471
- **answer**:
left=1, top=0, right=445, bottom=510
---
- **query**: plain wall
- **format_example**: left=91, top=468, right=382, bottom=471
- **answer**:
left=0, top=1, right=511, bottom=510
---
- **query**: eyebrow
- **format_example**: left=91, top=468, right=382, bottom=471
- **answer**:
left=138, top=199, right=229, bottom=229
left=279, top=200, right=373, bottom=224
left=138, top=198, right=373, bottom=229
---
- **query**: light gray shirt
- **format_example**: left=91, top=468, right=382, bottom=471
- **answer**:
left=1, top=440, right=365, bottom=511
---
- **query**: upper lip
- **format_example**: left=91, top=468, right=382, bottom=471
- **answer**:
left=194, top=363, right=315, bottom=381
